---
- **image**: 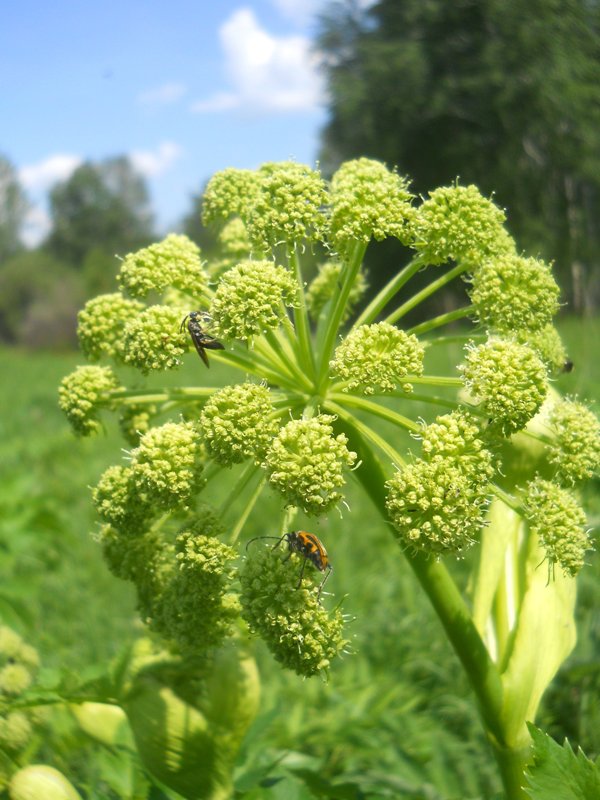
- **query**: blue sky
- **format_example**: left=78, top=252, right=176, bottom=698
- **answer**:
left=0, top=0, right=347, bottom=246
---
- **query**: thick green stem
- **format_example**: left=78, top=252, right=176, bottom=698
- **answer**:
left=289, top=246, right=317, bottom=380
left=407, top=305, right=473, bottom=336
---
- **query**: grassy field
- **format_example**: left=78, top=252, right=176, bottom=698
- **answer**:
left=0, top=316, right=598, bottom=798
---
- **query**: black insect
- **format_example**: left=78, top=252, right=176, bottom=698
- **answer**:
left=180, top=311, right=224, bottom=368
left=562, top=359, right=574, bottom=373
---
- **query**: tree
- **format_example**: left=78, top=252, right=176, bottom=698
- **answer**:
left=0, top=154, right=28, bottom=262
left=46, top=156, right=154, bottom=268
left=317, top=0, right=600, bottom=311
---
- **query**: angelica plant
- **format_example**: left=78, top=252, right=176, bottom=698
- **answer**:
left=59, top=157, right=599, bottom=800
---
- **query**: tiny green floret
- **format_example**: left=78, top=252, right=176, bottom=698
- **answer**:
left=265, top=415, right=357, bottom=515
left=130, top=421, right=205, bottom=509
left=118, top=234, right=207, bottom=299
left=202, top=167, right=260, bottom=225
left=240, top=544, right=347, bottom=677
left=210, top=259, right=297, bottom=341
left=58, top=365, right=119, bottom=436
left=414, top=184, right=511, bottom=265
left=119, top=404, right=155, bottom=446
left=420, top=409, right=495, bottom=477
left=517, top=324, right=569, bottom=374
left=547, top=399, right=600, bottom=485
left=122, top=304, right=187, bottom=373
left=199, top=382, right=279, bottom=465
left=386, top=455, right=491, bottom=555
left=328, top=157, right=414, bottom=255
left=331, top=322, right=425, bottom=394
left=524, top=478, right=590, bottom=576
left=77, top=292, right=145, bottom=362
left=246, top=161, right=328, bottom=249
left=469, top=254, right=560, bottom=334
left=460, top=339, right=548, bottom=436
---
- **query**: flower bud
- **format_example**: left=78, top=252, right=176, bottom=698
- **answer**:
left=202, top=167, right=259, bottom=224
left=0, top=712, right=32, bottom=754
left=331, top=322, right=424, bottom=394
left=118, top=403, right=155, bottom=446
left=9, top=765, right=82, bottom=800
left=58, top=365, right=119, bottom=436
left=93, top=465, right=152, bottom=533
left=547, top=399, right=600, bottom=485
left=77, top=292, right=144, bottom=362
left=0, top=664, right=32, bottom=696
left=265, top=415, right=356, bottom=515
left=199, top=383, right=279, bottom=465
left=210, top=260, right=296, bottom=341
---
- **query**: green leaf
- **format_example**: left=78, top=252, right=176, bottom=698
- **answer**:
left=524, top=725, right=600, bottom=800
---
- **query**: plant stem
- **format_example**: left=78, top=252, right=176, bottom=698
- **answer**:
left=289, top=246, right=317, bottom=379
left=384, top=262, right=469, bottom=325
left=407, top=305, right=473, bottom=336
left=351, top=254, right=426, bottom=329
left=328, top=392, right=421, bottom=433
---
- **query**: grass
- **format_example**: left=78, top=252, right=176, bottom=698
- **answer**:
left=0, top=315, right=598, bottom=798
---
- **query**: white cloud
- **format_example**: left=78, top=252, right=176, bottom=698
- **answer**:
left=21, top=204, right=51, bottom=248
left=137, top=82, right=187, bottom=107
left=270, top=0, right=322, bottom=26
left=129, top=141, right=183, bottom=177
left=191, top=8, right=325, bottom=114
left=19, top=154, right=82, bottom=192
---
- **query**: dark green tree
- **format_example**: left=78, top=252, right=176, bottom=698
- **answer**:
left=317, top=0, right=600, bottom=310
left=46, top=156, right=154, bottom=270
left=0, top=154, right=28, bottom=262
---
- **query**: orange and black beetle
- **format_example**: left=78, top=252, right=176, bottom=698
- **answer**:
left=246, top=530, right=332, bottom=598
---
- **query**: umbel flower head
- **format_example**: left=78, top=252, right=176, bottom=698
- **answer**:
left=413, top=183, right=512, bottom=265
left=328, top=157, right=414, bottom=255
left=122, top=304, right=187, bottom=373
left=199, top=382, right=279, bottom=465
left=245, top=161, right=328, bottom=250
left=240, top=542, right=347, bottom=677
left=265, top=415, right=357, bottom=515
left=130, top=421, right=205, bottom=510
left=469, top=254, right=560, bottom=334
left=547, top=399, right=600, bottom=485
left=0, top=626, right=40, bottom=758
left=210, top=259, right=297, bottom=340
left=58, top=365, right=119, bottom=436
left=118, top=234, right=207, bottom=299
left=524, top=478, right=590, bottom=576
left=202, top=167, right=260, bottom=224
left=77, top=292, right=144, bottom=362
left=331, top=322, right=425, bottom=394
left=460, top=339, right=548, bottom=436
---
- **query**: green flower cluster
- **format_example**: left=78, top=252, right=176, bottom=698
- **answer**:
left=130, top=421, right=205, bottom=509
left=265, top=415, right=357, bottom=514
left=470, top=254, right=560, bottom=335
left=122, top=305, right=188, bottom=373
left=119, top=234, right=207, bottom=299
left=413, top=184, right=512, bottom=265
left=331, top=322, right=425, bottom=394
left=524, top=478, right=590, bottom=576
left=460, top=339, right=548, bottom=436
left=199, top=383, right=279, bottom=465
left=387, top=410, right=494, bottom=554
left=328, top=157, right=414, bottom=254
left=240, top=543, right=347, bottom=677
left=210, top=260, right=297, bottom=341
left=202, top=168, right=259, bottom=224
left=0, top=626, right=40, bottom=762
left=58, top=365, right=119, bottom=436
left=78, top=292, right=144, bottom=362
left=246, top=161, right=328, bottom=249
left=547, top=399, right=600, bottom=484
